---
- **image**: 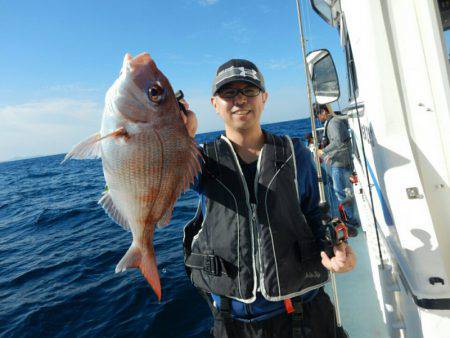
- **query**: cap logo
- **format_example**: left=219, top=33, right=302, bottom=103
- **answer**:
left=216, top=66, right=260, bottom=84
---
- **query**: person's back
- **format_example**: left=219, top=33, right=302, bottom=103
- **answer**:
left=324, top=116, right=352, bottom=168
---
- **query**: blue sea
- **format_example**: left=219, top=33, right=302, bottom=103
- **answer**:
left=0, top=118, right=388, bottom=337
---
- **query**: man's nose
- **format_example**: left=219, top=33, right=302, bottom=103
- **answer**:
left=234, top=92, right=247, bottom=105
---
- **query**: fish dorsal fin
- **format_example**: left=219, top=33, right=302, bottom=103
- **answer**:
left=62, top=132, right=102, bottom=163
left=98, top=192, right=130, bottom=230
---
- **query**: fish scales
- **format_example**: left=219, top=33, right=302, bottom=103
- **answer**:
left=63, top=52, right=201, bottom=300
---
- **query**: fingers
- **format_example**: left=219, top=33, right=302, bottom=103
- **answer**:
left=321, top=243, right=357, bottom=273
left=184, top=109, right=198, bottom=138
left=320, top=251, right=333, bottom=272
left=179, top=110, right=188, bottom=124
left=179, top=98, right=189, bottom=111
left=333, top=243, right=347, bottom=260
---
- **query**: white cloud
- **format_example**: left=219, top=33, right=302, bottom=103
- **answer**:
left=197, top=0, right=218, bottom=6
left=0, top=84, right=311, bottom=162
left=0, top=98, right=101, bottom=129
left=42, top=83, right=100, bottom=94
left=257, top=4, right=271, bottom=14
left=221, top=20, right=251, bottom=43
left=0, top=98, right=102, bottom=162
left=264, top=59, right=299, bottom=70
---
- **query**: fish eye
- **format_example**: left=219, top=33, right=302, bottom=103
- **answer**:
left=148, top=83, right=164, bottom=104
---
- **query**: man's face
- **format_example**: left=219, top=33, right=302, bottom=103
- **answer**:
left=317, top=110, right=328, bottom=123
left=211, top=81, right=268, bottom=132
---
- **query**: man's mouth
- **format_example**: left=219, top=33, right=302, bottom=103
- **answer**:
left=232, top=110, right=251, bottom=116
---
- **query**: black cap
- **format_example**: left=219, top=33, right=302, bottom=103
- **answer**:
left=211, top=59, right=265, bottom=95
left=313, top=103, right=328, bottom=117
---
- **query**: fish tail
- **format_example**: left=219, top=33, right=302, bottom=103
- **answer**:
left=140, top=247, right=162, bottom=301
left=115, top=244, right=162, bottom=301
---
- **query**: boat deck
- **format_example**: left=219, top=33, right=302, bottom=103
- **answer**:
left=325, top=231, right=389, bottom=337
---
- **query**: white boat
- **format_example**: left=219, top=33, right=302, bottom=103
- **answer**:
left=303, top=1, right=450, bottom=337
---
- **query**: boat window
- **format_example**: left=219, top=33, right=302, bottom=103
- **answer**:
left=311, top=0, right=333, bottom=26
left=345, top=38, right=359, bottom=101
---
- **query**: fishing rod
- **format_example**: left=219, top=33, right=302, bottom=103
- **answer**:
left=294, top=0, right=347, bottom=333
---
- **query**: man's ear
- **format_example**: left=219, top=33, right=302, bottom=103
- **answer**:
left=262, top=92, right=269, bottom=104
left=211, top=96, right=218, bottom=112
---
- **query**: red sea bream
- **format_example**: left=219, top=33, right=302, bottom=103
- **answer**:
left=63, top=52, right=201, bottom=300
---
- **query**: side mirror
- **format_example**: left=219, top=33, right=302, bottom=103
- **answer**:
left=310, top=0, right=341, bottom=27
left=306, top=49, right=340, bottom=104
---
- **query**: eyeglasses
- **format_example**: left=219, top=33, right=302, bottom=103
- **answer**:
left=218, top=86, right=261, bottom=99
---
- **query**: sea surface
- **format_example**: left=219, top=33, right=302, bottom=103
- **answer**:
left=0, top=118, right=387, bottom=337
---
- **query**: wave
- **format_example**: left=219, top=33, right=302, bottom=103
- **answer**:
left=25, top=171, right=60, bottom=180
left=0, top=119, right=310, bottom=337
left=33, top=204, right=100, bottom=227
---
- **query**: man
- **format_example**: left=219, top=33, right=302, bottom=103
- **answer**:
left=181, top=59, right=356, bottom=337
left=316, top=104, right=359, bottom=237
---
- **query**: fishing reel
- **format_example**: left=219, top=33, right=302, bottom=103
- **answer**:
left=175, top=90, right=187, bottom=115
left=323, top=218, right=349, bottom=258
left=325, top=218, right=348, bottom=257
left=318, top=201, right=349, bottom=257
left=320, top=202, right=349, bottom=257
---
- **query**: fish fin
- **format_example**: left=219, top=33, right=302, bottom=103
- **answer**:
left=102, top=127, right=129, bottom=140
left=98, top=192, right=131, bottom=230
left=156, top=207, right=173, bottom=229
left=115, top=244, right=141, bottom=272
left=62, top=128, right=130, bottom=163
left=141, top=246, right=162, bottom=301
left=116, top=244, right=162, bottom=301
left=182, top=138, right=203, bottom=193
left=62, top=132, right=101, bottom=163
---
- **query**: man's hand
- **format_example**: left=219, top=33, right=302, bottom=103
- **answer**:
left=320, top=243, right=356, bottom=273
left=317, top=149, right=331, bottom=165
left=179, top=99, right=198, bottom=138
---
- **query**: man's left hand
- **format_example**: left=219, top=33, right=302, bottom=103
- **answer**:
left=179, top=99, right=198, bottom=138
left=317, top=149, right=331, bottom=164
left=320, top=243, right=356, bottom=273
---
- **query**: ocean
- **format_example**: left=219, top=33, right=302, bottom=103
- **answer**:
left=0, top=118, right=387, bottom=337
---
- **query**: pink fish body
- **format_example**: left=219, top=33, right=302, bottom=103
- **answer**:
left=63, top=52, right=201, bottom=300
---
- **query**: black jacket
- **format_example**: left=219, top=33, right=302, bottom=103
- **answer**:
left=184, top=132, right=328, bottom=303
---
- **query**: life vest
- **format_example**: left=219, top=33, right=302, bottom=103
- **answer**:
left=183, top=132, right=328, bottom=303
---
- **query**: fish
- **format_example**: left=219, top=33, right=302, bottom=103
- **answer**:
left=63, top=52, right=202, bottom=300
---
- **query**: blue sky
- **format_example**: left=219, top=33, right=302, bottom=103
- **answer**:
left=2, top=0, right=446, bottom=162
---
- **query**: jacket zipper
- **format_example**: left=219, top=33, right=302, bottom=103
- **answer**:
left=220, top=136, right=263, bottom=297
left=253, top=153, right=264, bottom=292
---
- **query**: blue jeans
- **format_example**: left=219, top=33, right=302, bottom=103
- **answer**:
left=330, top=166, right=358, bottom=226
left=322, top=163, right=339, bottom=218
